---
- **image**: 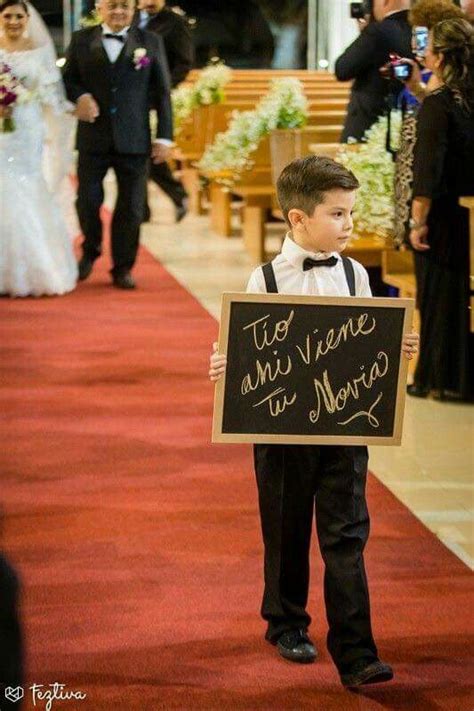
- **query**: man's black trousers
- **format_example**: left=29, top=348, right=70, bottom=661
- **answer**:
left=148, top=160, right=187, bottom=207
left=253, top=443, right=378, bottom=673
left=76, top=151, right=148, bottom=274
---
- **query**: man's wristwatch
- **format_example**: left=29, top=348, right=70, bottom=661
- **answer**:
left=409, top=218, right=426, bottom=230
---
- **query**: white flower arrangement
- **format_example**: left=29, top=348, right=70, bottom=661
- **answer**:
left=336, top=111, right=402, bottom=239
left=171, top=85, right=195, bottom=131
left=193, top=62, right=232, bottom=105
left=197, top=78, right=308, bottom=182
left=172, top=61, right=232, bottom=133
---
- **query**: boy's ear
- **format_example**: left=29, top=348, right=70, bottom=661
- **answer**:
left=287, top=208, right=307, bottom=229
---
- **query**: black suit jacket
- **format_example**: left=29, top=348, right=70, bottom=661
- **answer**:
left=335, top=11, right=413, bottom=141
left=132, top=7, right=194, bottom=87
left=63, top=25, right=173, bottom=154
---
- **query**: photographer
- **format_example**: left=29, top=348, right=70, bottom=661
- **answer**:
left=399, top=0, right=465, bottom=104
left=335, top=0, right=412, bottom=141
left=393, top=0, right=465, bottom=246
left=408, top=18, right=474, bottom=401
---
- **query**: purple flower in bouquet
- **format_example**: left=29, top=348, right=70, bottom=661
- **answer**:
left=0, top=62, right=30, bottom=132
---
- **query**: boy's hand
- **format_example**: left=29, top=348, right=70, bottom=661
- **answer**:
left=402, top=331, right=419, bottom=360
left=209, top=342, right=227, bottom=381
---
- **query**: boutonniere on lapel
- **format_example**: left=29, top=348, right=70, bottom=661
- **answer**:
left=133, top=48, right=151, bottom=71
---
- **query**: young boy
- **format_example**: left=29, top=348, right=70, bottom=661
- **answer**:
left=209, top=155, right=419, bottom=688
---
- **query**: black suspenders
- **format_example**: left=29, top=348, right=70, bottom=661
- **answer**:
left=342, top=256, right=356, bottom=296
left=262, top=262, right=278, bottom=294
left=261, top=256, right=356, bottom=296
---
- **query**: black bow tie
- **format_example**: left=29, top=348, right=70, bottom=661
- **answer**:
left=103, top=33, right=126, bottom=42
left=302, top=256, right=338, bottom=271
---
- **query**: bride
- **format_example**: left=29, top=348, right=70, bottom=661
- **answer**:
left=0, top=0, right=78, bottom=297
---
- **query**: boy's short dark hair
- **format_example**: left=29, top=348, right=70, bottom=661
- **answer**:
left=276, top=155, right=360, bottom=224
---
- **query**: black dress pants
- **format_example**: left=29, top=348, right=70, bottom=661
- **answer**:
left=148, top=159, right=187, bottom=207
left=76, top=151, right=148, bottom=274
left=253, top=443, right=378, bottom=673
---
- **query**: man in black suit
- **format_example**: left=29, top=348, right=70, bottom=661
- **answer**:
left=335, top=0, right=412, bottom=142
left=63, top=0, right=173, bottom=289
left=134, top=0, right=194, bottom=222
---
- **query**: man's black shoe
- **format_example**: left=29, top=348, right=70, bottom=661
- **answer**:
left=175, top=199, right=188, bottom=223
left=341, top=659, right=393, bottom=688
left=276, top=629, right=317, bottom=664
left=112, top=272, right=136, bottom=290
left=78, top=257, right=94, bottom=281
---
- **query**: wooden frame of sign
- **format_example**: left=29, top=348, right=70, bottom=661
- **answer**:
left=212, top=293, right=415, bottom=446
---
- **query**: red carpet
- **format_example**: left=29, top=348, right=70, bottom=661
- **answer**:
left=1, top=244, right=473, bottom=711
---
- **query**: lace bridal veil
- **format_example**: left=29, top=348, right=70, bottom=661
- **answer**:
left=28, top=2, right=78, bottom=235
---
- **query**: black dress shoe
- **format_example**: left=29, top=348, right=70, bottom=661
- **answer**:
left=407, top=383, right=429, bottom=398
left=175, top=199, right=188, bottom=223
left=78, top=256, right=94, bottom=281
left=276, top=629, right=317, bottom=664
left=112, top=272, right=136, bottom=290
left=341, top=659, right=393, bottom=688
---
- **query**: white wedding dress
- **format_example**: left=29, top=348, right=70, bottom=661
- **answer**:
left=0, top=45, right=78, bottom=297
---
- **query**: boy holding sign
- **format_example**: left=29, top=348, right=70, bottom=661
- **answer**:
left=209, top=156, right=418, bottom=688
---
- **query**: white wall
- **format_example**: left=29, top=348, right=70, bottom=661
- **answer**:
left=316, top=0, right=358, bottom=70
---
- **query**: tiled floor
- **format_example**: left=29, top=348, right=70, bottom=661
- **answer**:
left=140, top=186, right=474, bottom=569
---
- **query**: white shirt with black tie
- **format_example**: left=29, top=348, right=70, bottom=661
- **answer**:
left=246, top=234, right=372, bottom=297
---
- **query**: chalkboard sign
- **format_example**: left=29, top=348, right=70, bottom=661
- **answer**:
left=212, top=293, right=414, bottom=446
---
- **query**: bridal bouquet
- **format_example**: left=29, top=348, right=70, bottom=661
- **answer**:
left=0, top=62, right=30, bottom=133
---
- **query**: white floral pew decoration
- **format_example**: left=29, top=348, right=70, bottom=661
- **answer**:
left=196, top=77, right=308, bottom=186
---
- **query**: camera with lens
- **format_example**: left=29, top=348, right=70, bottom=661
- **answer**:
left=387, top=54, right=413, bottom=81
left=350, top=1, right=372, bottom=20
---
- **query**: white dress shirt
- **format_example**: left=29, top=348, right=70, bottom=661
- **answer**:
left=246, top=234, right=372, bottom=297
left=138, top=10, right=150, bottom=29
left=102, top=24, right=129, bottom=63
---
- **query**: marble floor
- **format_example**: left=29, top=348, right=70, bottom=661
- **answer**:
left=136, top=184, right=473, bottom=569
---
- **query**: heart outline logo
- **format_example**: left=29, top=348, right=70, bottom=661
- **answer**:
left=5, top=686, right=25, bottom=703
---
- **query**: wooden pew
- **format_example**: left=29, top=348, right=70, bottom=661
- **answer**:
left=224, top=88, right=350, bottom=100
left=186, top=69, right=345, bottom=81
left=205, top=136, right=272, bottom=237
left=175, top=68, right=349, bottom=217
left=175, top=86, right=349, bottom=214
left=381, top=248, right=419, bottom=374
left=381, top=248, right=416, bottom=298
